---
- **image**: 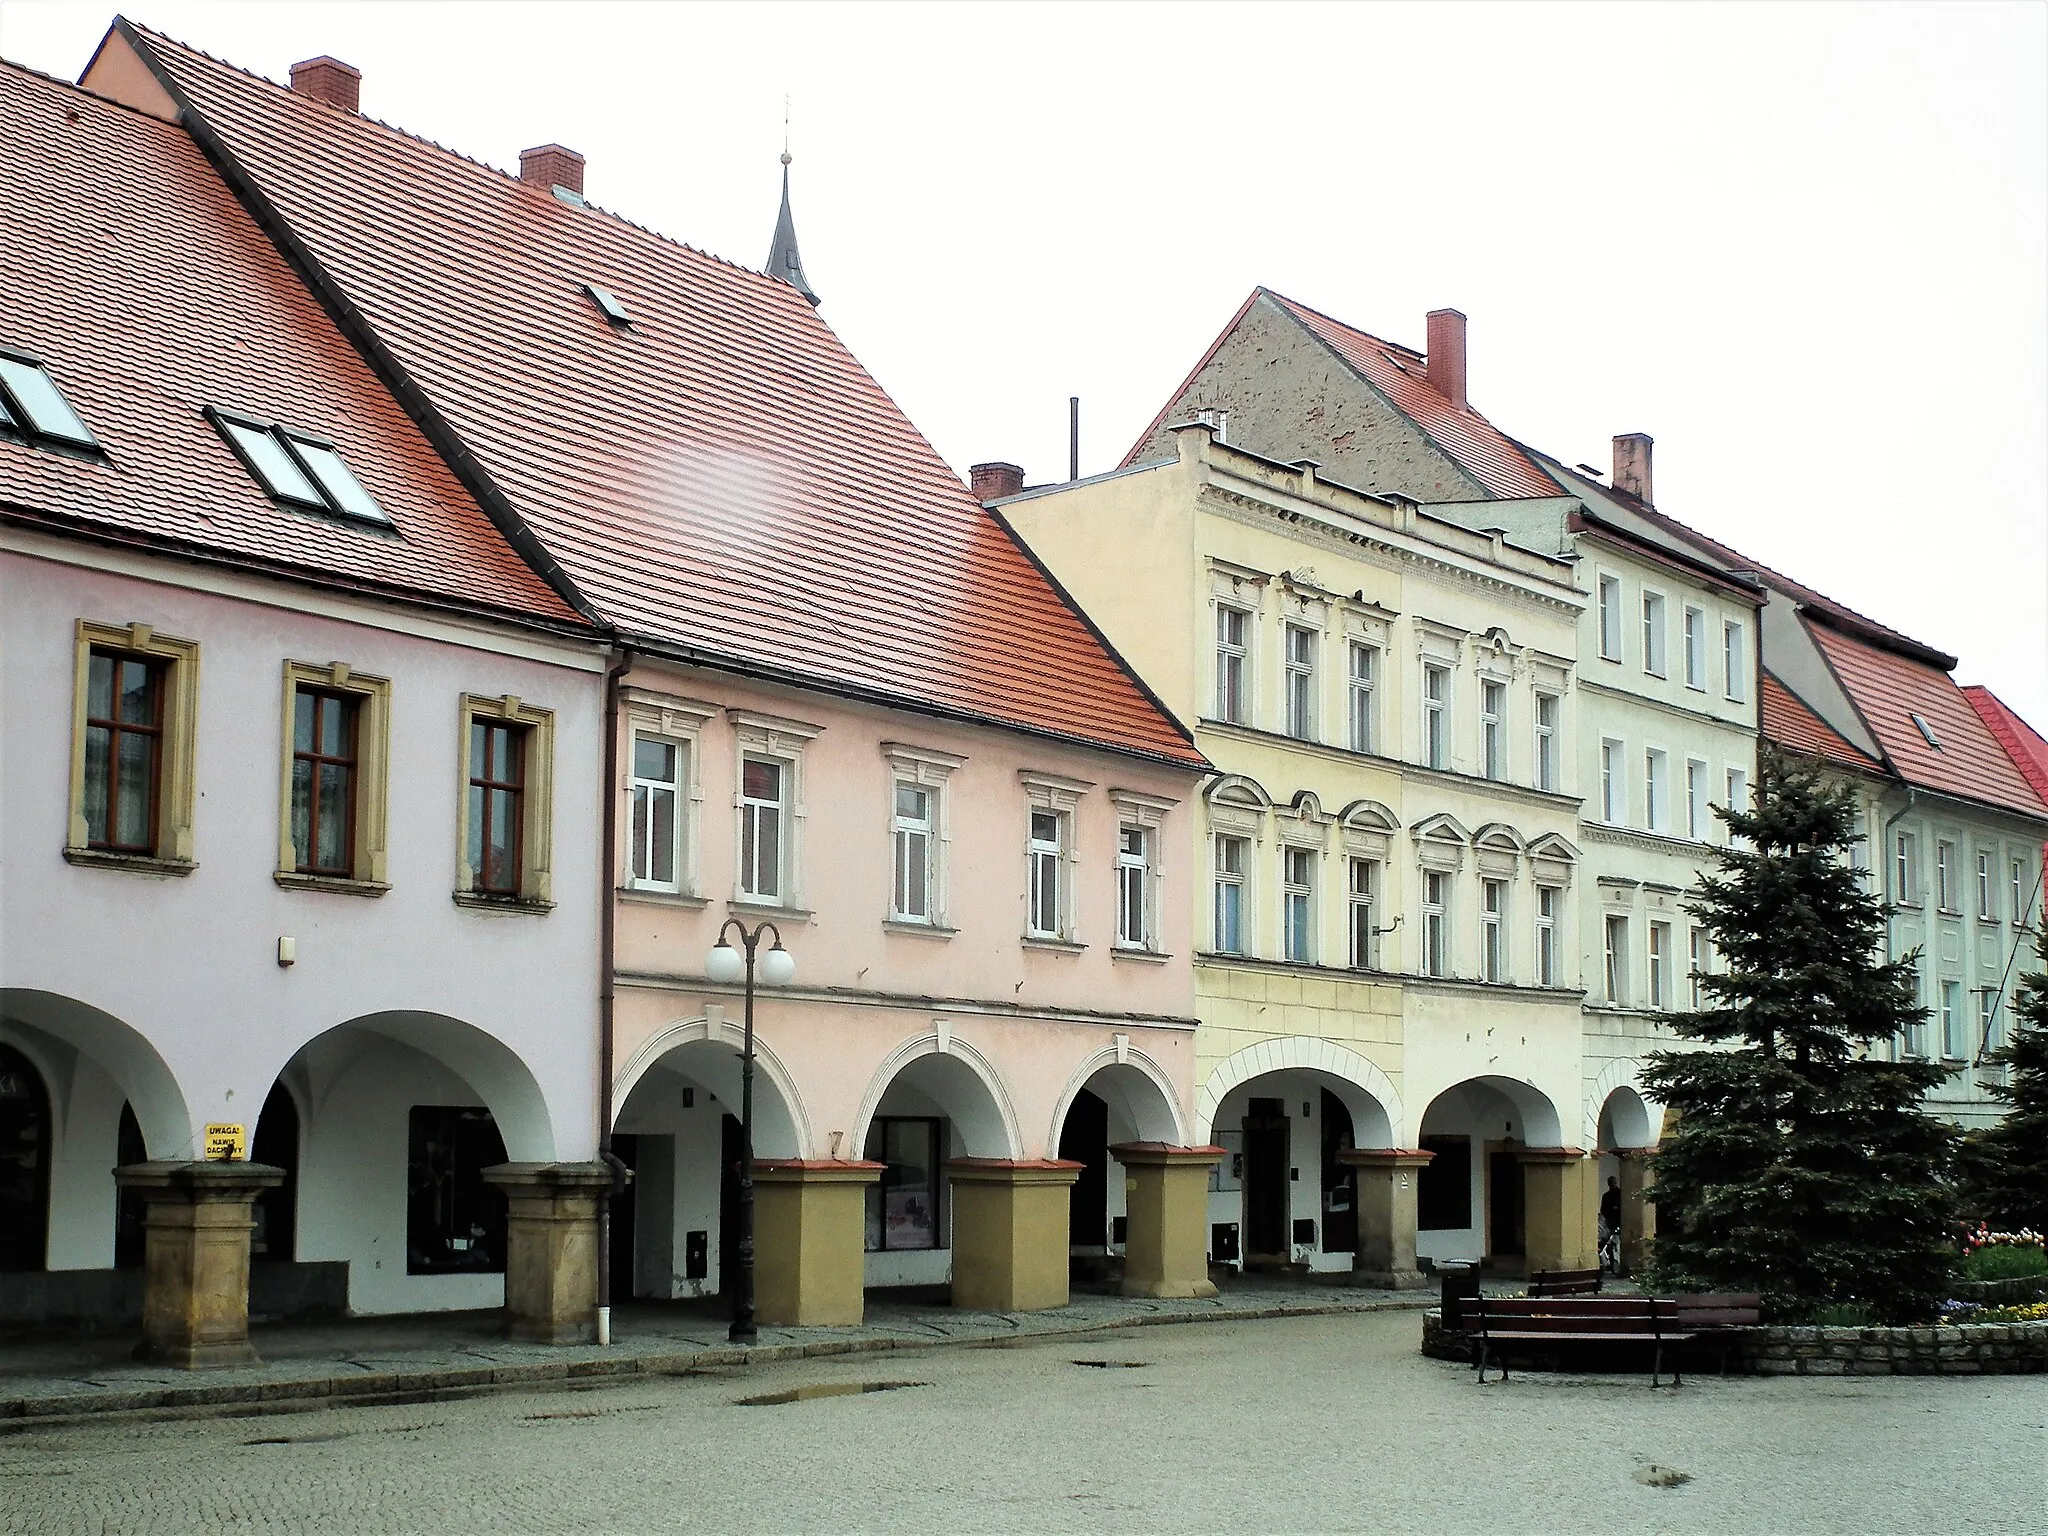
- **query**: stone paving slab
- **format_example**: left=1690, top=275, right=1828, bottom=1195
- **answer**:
left=0, top=1278, right=1448, bottom=1424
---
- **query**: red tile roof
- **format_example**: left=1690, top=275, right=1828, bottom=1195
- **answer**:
left=1760, top=672, right=1882, bottom=773
left=1963, top=686, right=2048, bottom=810
left=1806, top=619, right=2047, bottom=820
left=121, top=25, right=1202, bottom=768
left=0, top=61, right=582, bottom=626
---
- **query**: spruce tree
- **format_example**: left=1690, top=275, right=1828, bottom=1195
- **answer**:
left=1642, top=745, right=1959, bottom=1322
left=1959, top=926, right=2048, bottom=1233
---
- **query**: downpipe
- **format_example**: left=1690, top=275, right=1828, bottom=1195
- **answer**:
left=595, top=646, right=633, bottom=1345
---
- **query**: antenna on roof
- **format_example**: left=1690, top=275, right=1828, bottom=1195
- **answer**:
left=765, top=96, right=820, bottom=306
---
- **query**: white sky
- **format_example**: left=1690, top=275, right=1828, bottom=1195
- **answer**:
left=7, top=1, right=2045, bottom=725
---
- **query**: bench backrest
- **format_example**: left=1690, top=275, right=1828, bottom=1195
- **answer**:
left=1470, top=1297, right=1683, bottom=1334
left=1667, top=1292, right=1763, bottom=1327
left=1528, top=1268, right=1603, bottom=1297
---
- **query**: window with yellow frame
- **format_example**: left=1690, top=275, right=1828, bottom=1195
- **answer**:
left=455, top=693, right=555, bottom=910
left=65, top=620, right=199, bottom=873
left=276, top=660, right=392, bottom=893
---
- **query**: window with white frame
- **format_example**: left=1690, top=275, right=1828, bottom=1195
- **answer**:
left=1642, top=591, right=1667, bottom=677
left=1723, top=619, right=1747, bottom=701
left=1536, top=885, right=1559, bottom=986
left=1422, top=869, right=1449, bottom=977
left=1281, top=846, right=1317, bottom=963
left=1284, top=625, right=1317, bottom=740
left=1936, top=840, right=1958, bottom=912
left=1348, top=641, right=1378, bottom=754
left=628, top=734, right=687, bottom=891
left=1649, top=921, right=1670, bottom=1008
left=1896, top=832, right=1919, bottom=905
left=1903, top=974, right=1928, bottom=1057
left=1979, top=988, right=1999, bottom=1054
left=1940, top=979, right=1964, bottom=1058
left=2016, top=857, right=2034, bottom=927
left=1604, top=913, right=1629, bottom=1004
left=1683, top=606, right=1706, bottom=690
left=1214, top=833, right=1249, bottom=954
left=1688, top=925, right=1705, bottom=1008
left=1534, top=692, right=1559, bottom=791
left=1347, top=857, right=1377, bottom=969
left=1724, top=766, right=1748, bottom=843
left=1645, top=749, right=1668, bottom=832
left=1028, top=810, right=1068, bottom=938
left=892, top=784, right=936, bottom=923
left=1215, top=605, right=1250, bottom=724
left=1422, top=664, right=1450, bottom=770
left=1481, top=879, right=1506, bottom=982
left=1600, top=739, right=1624, bottom=824
left=1480, top=679, right=1506, bottom=781
left=1977, top=849, right=1995, bottom=920
left=1685, top=758, right=1707, bottom=840
left=1115, top=825, right=1152, bottom=947
left=1597, top=575, right=1623, bottom=661
left=739, top=756, right=790, bottom=902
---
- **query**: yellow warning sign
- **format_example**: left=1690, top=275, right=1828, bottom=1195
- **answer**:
left=204, top=1123, right=246, bottom=1162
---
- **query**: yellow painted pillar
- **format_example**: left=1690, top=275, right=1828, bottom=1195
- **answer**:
left=481, top=1162, right=613, bottom=1344
left=1516, top=1147, right=1595, bottom=1273
left=116, top=1160, right=285, bottom=1369
left=945, top=1158, right=1081, bottom=1312
left=753, top=1159, right=881, bottom=1326
left=1617, top=1149, right=1656, bottom=1275
left=1111, top=1143, right=1222, bottom=1299
left=1338, top=1148, right=1435, bottom=1289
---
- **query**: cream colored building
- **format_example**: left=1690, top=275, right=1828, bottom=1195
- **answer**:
left=999, top=423, right=1596, bottom=1281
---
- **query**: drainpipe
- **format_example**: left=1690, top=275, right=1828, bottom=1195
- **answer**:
left=596, top=647, right=633, bottom=1345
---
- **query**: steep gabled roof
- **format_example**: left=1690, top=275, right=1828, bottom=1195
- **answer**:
left=0, top=60, right=582, bottom=627
left=1761, top=672, right=1882, bottom=774
left=1122, top=288, right=1560, bottom=499
left=1963, top=686, right=2048, bottom=812
left=111, top=23, right=1201, bottom=768
left=1805, top=617, right=2046, bottom=820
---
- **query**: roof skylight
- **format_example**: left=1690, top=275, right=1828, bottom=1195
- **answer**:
left=0, top=346, right=101, bottom=451
left=207, top=408, right=393, bottom=527
left=584, top=284, right=632, bottom=327
left=1910, top=712, right=1941, bottom=749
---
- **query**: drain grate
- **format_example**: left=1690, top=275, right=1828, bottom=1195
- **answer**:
left=733, top=1380, right=927, bottom=1406
left=1071, top=1360, right=1149, bottom=1369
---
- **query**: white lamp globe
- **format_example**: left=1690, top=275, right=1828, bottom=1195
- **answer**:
left=705, top=942, right=746, bottom=985
left=759, top=943, right=796, bottom=986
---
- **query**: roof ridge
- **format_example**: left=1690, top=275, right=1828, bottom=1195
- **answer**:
left=124, top=20, right=795, bottom=297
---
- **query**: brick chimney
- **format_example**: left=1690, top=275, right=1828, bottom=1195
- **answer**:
left=1424, top=308, right=1468, bottom=410
left=519, top=144, right=585, bottom=198
left=970, top=463, right=1026, bottom=501
left=288, top=56, right=361, bottom=112
left=1612, top=433, right=1654, bottom=504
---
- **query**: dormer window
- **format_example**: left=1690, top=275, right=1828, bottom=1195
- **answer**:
left=0, top=346, right=101, bottom=453
left=207, top=408, right=391, bottom=527
left=584, top=284, right=632, bottom=327
left=1910, top=713, right=1941, bottom=750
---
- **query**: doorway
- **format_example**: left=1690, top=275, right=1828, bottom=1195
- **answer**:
left=1241, top=1097, right=1290, bottom=1264
left=718, top=1113, right=743, bottom=1298
left=0, top=1046, right=50, bottom=1272
left=1319, top=1089, right=1357, bottom=1254
left=250, top=1083, right=300, bottom=1263
left=1487, top=1147, right=1525, bottom=1262
left=1060, top=1088, right=1109, bottom=1257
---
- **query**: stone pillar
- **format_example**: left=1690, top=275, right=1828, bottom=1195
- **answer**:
left=945, top=1158, right=1082, bottom=1312
left=1517, top=1147, right=1595, bottom=1273
left=1111, top=1143, right=1222, bottom=1299
left=1616, top=1149, right=1656, bottom=1275
left=115, top=1160, right=285, bottom=1369
left=752, top=1160, right=881, bottom=1326
left=1338, top=1148, right=1435, bottom=1289
left=481, top=1162, right=613, bottom=1344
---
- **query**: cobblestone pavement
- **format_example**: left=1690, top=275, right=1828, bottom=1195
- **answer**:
left=5, top=1310, right=2043, bottom=1534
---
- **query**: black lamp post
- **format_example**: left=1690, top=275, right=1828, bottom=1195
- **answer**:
left=705, top=918, right=794, bottom=1344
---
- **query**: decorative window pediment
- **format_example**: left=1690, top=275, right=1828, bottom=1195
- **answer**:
left=1411, top=811, right=1471, bottom=871
left=1338, top=798, right=1398, bottom=860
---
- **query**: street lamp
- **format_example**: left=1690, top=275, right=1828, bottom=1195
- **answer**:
left=705, top=919, right=794, bottom=1344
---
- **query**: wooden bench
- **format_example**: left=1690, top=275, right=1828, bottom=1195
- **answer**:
left=1669, top=1292, right=1763, bottom=1373
left=1528, top=1267, right=1603, bottom=1297
left=1468, top=1297, right=1694, bottom=1387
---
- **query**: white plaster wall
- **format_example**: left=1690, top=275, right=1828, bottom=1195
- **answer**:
left=615, top=1063, right=733, bottom=1301
left=1204, top=1070, right=1357, bottom=1271
left=1413, top=1081, right=1532, bottom=1265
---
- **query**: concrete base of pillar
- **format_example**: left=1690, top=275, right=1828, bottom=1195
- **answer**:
left=1517, top=1147, right=1595, bottom=1273
left=481, top=1162, right=614, bottom=1345
left=1339, top=1148, right=1435, bottom=1290
left=115, top=1160, right=285, bottom=1370
left=1111, top=1143, right=1222, bottom=1299
left=753, top=1160, right=881, bottom=1326
left=945, top=1159, right=1081, bottom=1312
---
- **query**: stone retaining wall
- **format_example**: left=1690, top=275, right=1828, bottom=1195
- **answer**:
left=1419, top=1310, right=2048, bottom=1374
left=1955, top=1274, right=2048, bottom=1305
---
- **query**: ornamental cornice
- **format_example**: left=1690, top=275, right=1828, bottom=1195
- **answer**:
left=1575, top=675, right=1758, bottom=735
left=1580, top=822, right=1713, bottom=858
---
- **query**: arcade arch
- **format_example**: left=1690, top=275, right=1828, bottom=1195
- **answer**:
left=1048, top=1047, right=1186, bottom=1265
left=1414, top=1075, right=1568, bottom=1271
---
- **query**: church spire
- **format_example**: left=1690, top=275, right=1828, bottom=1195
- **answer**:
left=765, top=145, right=819, bottom=307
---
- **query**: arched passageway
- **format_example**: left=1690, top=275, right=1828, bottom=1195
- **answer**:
left=1049, top=1054, right=1185, bottom=1274
left=1595, top=1081, right=1659, bottom=1275
left=611, top=1027, right=805, bottom=1303
left=1415, top=1075, right=1567, bottom=1274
